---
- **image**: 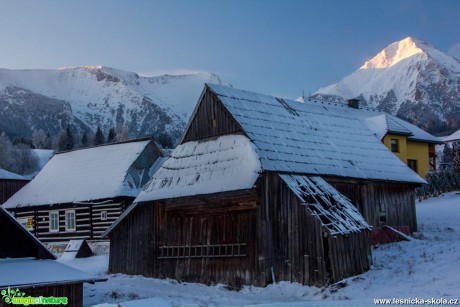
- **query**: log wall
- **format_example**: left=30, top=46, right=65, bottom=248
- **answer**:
left=10, top=200, right=130, bottom=242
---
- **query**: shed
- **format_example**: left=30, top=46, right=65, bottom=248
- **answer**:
left=105, top=84, right=426, bottom=287
left=3, top=138, right=163, bottom=242
left=0, top=168, right=29, bottom=205
left=0, top=207, right=104, bottom=307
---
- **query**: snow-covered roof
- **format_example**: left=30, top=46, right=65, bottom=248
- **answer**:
left=0, top=258, right=105, bottom=288
left=280, top=175, right=370, bottom=235
left=0, top=168, right=27, bottom=181
left=441, top=129, right=460, bottom=143
left=206, top=84, right=425, bottom=184
left=361, top=112, right=441, bottom=144
left=3, top=140, right=152, bottom=208
left=136, top=135, right=261, bottom=203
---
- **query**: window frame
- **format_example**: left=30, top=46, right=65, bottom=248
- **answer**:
left=390, top=138, right=399, bottom=153
left=408, top=159, right=418, bottom=172
left=65, top=210, right=76, bottom=232
left=49, top=211, right=60, bottom=233
left=101, top=211, right=108, bottom=221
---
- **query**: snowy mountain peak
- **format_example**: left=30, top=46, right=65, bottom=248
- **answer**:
left=59, top=65, right=104, bottom=70
left=312, top=37, right=460, bottom=133
left=360, top=37, right=427, bottom=69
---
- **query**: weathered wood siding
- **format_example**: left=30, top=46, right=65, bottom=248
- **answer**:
left=0, top=283, right=83, bottom=307
left=328, top=231, right=370, bottom=283
left=109, top=174, right=372, bottom=287
left=0, top=179, right=29, bottom=204
left=261, top=173, right=371, bottom=286
left=109, top=201, right=157, bottom=276
left=109, top=191, right=262, bottom=287
left=327, top=179, right=417, bottom=232
left=261, top=173, right=327, bottom=286
left=182, top=88, right=244, bottom=143
left=11, top=200, right=130, bottom=242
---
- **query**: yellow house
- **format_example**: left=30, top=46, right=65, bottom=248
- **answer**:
left=365, top=113, right=441, bottom=178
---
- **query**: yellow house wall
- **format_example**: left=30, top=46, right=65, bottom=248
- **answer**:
left=382, top=134, right=430, bottom=178
left=383, top=134, right=407, bottom=162
left=406, top=141, right=429, bottom=178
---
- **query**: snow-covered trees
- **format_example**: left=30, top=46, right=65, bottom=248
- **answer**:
left=0, top=132, right=39, bottom=175
left=417, top=141, right=460, bottom=199
left=94, top=126, right=105, bottom=146
left=108, top=127, right=116, bottom=143
left=58, top=127, right=75, bottom=151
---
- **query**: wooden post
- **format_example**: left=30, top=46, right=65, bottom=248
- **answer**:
left=304, top=255, right=309, bottom=285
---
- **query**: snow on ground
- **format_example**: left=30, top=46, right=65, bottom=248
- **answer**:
left=60, top=192, right=460, bottom=306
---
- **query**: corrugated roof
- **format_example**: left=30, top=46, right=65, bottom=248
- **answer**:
left=280, top=175, right=370, bottom=235
left=3, top=140, right=152, bottom=208
left=207, top=84, right=425, bottom=184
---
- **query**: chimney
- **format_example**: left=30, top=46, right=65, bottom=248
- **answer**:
left=347, top=98, right=360, bottom=109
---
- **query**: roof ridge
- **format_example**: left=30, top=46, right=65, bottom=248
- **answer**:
left=56, top=137, right=152, bottom=155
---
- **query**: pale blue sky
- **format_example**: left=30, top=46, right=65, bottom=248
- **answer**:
left=0, top=0, right=459, bottom=98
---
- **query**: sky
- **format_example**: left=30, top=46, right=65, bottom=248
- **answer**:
left=0, top=0, right=459, bottom=99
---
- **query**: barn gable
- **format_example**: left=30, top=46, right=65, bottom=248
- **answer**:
left=0, top=206, right=55, bottom=259
left=182, top=87, right=244, bottom=143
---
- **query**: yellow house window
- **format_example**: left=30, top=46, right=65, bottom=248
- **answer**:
left=408, top=159, right=418, bottom=172
left=391, top=139, right=399, bottom=152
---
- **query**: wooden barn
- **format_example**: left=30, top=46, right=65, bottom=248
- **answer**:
left=0, top=206, right=104, bottom=307
left=0, top=168, right=29, bottom=205
left=3, top=138, right=164, bottom=242
left=104, top=84, right=427, bottom=287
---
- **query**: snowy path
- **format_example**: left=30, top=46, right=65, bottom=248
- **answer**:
left=60, top=192, right=460, bottom=306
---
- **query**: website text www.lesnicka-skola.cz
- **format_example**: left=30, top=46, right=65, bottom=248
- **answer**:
left=374, top=298, right=459, bottom=305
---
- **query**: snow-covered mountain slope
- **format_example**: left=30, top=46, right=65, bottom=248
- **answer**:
left=0, top=66, right=225, bottom=140
left=311, top=37, right=460, bottom=133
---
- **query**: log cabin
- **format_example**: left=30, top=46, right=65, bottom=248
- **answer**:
left=3, top=138, right=164, bottom=243
left=0, top=206, right=104, bottom=307
left=0, top=168, right=29, bottom=205
left=104, top=84, right=429, bottom=287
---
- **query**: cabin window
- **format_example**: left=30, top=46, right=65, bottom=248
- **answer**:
left=49, top=211, right=59, bottom=232
left=65, top=210, right=76, bottom=232
left=408, top=159, right=418, bottom=172
left=390, top=139, right=399, bottom=152
left=101, top=211, right=108, bottom=221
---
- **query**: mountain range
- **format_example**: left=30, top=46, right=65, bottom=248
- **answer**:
left=311, top=37, right=460, bottom=134
left=1, top=37, right=458, bottom=145
left=0, top=66, right=225, bottom=141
